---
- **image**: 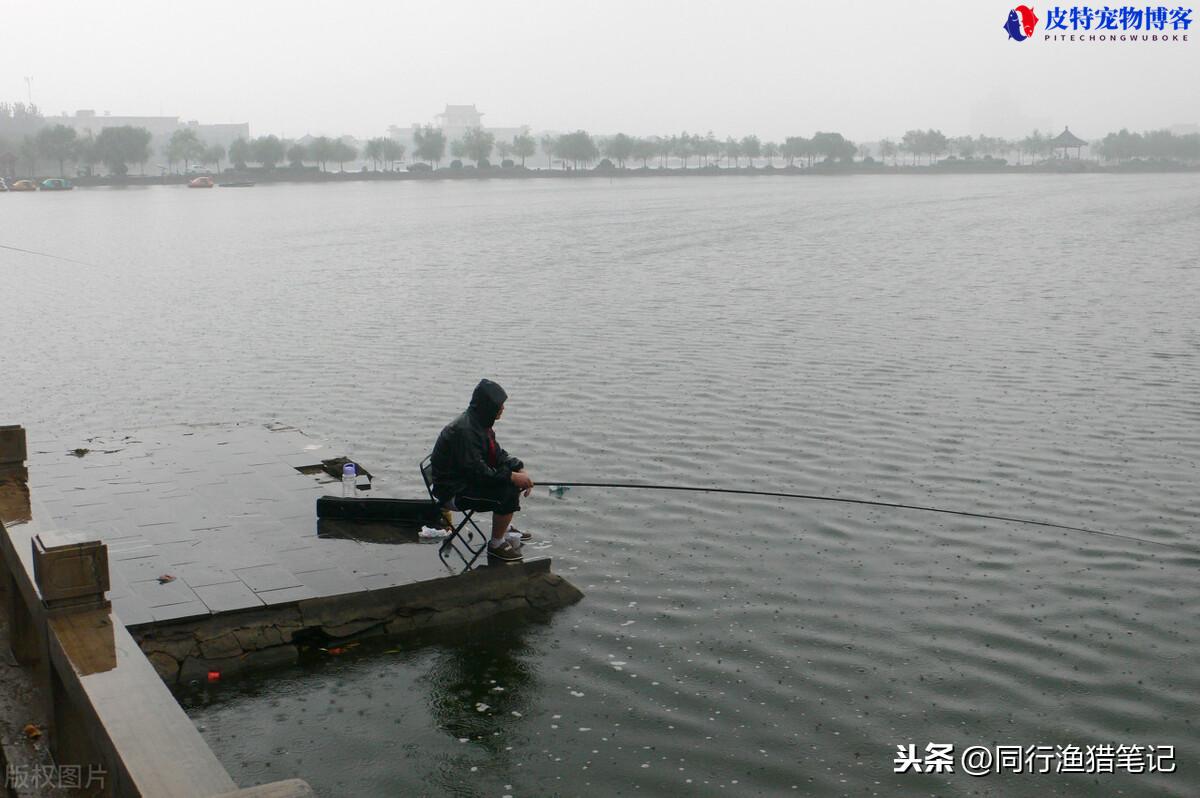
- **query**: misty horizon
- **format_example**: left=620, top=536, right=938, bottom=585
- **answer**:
left=2, top=0, right=1195, bottom=143
left=13, top=103, right=1200, bottom=148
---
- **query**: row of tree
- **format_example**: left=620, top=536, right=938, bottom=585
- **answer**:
left=398, top=127, right=860, bottom=169
left=188, top=127, right=1200, bottom=171
left=0, top=102, right=45, bottom=140
left=189, top=134, right=411, bottom=173
left=5, top=124, right=155, bottom=177
left=877, top=130, right=1059, bottom=166
left=6, top=103, right=1199, bottom=176
left=407, top=126, right=540, bottom=167
left=1094, top=129, right=1200, bottom=162
left=0, top=124, right=395, bottom=176
left=401, top=128, right=1074, bottom=170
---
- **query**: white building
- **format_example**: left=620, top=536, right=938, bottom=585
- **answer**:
left=47, top=110, right=250, bottom=152
left=389, top=104, right=529, bottom=163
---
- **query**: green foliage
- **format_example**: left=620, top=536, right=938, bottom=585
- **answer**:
left=75, top=132, right=98, bottom=175
left=251, top=135, right=285, bottom=168
left=780, top=136, right=808, bottom=166
left=555, top=130, right=598, bottom=168
left=740, top=135, right=761, bottom=164
left=413, top=125, right=447, bottom=166
left=18, top=135, right=38, bottom=175
left=512, top=132, right=536, bottom=166
left=631, top=136, right=658, bottom=167
left=166, top=128, right=205, bottom=171
left=229, top=137, right=251, bottom=168
left=363, top=137, right=387, bottom=170
left=539, top=134, right=557, bottom=167
left=1016, top=130, right=1050, bottom=164
left=899, top=129, right=947, bottom=165
left=669, top=132, right=693, bottom=167
left=460, top=127, right=495, bottom=165
left=950, top=135, right=977, bottom=159
left=35, top=125, right=78, bottom=176
left=723, top=136, right=741, bottom=166
left=308, top=137, right=335, bottom=170
left=809, top=131, right=857, bottom=163
left=381, top=139, right=405, bottom=168
left=286, top=141, right=307, bottom=167
left=204, top=143, right=225, bottom=171
left=0, top=102, right=44, bottom=140
left=603, top=133, right=634, bottom=167
left=331, top=139, right=357, bottom=169
left=94, top=126, right=151, bottom=175
left=1095, top=128, right=1200, bottom=163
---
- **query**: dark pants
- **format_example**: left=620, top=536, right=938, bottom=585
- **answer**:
left=453, top=479, right=521, bottom=515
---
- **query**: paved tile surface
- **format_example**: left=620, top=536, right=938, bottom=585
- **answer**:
left=14, top=423, right=452, bottom=627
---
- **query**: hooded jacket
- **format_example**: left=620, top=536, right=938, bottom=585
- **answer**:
left=430, top=379, right=524, bottom=502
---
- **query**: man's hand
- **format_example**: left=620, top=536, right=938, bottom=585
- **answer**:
left=511, top=470, right=534, bottom=497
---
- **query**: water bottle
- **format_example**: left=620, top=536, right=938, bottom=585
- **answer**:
left=342, top=463, right=356, bottom=498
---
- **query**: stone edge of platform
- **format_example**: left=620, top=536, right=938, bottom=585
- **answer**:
left=132, top=557, right=584, bottom=685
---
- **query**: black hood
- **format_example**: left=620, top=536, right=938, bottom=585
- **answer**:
left=468, top=379, right=508, bottom=427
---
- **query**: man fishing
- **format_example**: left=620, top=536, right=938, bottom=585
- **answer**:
left=430, top=379, right=535, bottom=562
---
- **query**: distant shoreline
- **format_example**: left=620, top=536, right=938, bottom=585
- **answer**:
left=31, top=160, right=1200, bottom=188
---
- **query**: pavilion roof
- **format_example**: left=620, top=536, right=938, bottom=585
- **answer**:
left=1052, top=127, right=1088, bottom=147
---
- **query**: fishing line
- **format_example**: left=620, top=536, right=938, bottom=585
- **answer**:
left=539, top=481, right=1178, bottom=550
left=0, top=243, right=97, bottom=267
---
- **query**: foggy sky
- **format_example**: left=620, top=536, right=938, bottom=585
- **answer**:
left=3, top=0, right=1196, bottom=141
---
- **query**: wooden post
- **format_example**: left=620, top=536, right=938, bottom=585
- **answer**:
left=0, top=424, right=28, bottom=483
left=33, top=533, right=111, bottom=616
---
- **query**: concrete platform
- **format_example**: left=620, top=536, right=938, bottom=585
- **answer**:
left=21, top=423, right=464, bottom=626
left=8, top=424, right=581, bottom=684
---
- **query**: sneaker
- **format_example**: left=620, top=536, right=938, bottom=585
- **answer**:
left=488, top=540, right=523, bottom=562
left=508, top=525, right=532, bottom=541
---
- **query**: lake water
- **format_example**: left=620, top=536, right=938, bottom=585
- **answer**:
left=3, top=175, right=1198, bottom=796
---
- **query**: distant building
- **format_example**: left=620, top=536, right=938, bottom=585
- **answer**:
left=435, top=104, right=484, bottom=139
left=189, top=122, right=252, bottom=149
left=46, top=110, right=250, bottom=156
left=1051, top=126, right=1088, bottom=159
left=389, top=104, right=529, bottom=163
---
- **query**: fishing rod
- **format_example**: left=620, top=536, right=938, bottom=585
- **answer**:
left=0, top=243, right=97, bottom=267
left=539, top=481, right=1177, bottom=550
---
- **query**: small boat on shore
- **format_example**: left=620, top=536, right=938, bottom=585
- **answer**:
left=10, top=179, right=37, bottom=192
left=188, top=176, right=215, bottom=188
left=40, top=178, right=74, bottom=191
left=218, top=181, right=255, bottom=188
